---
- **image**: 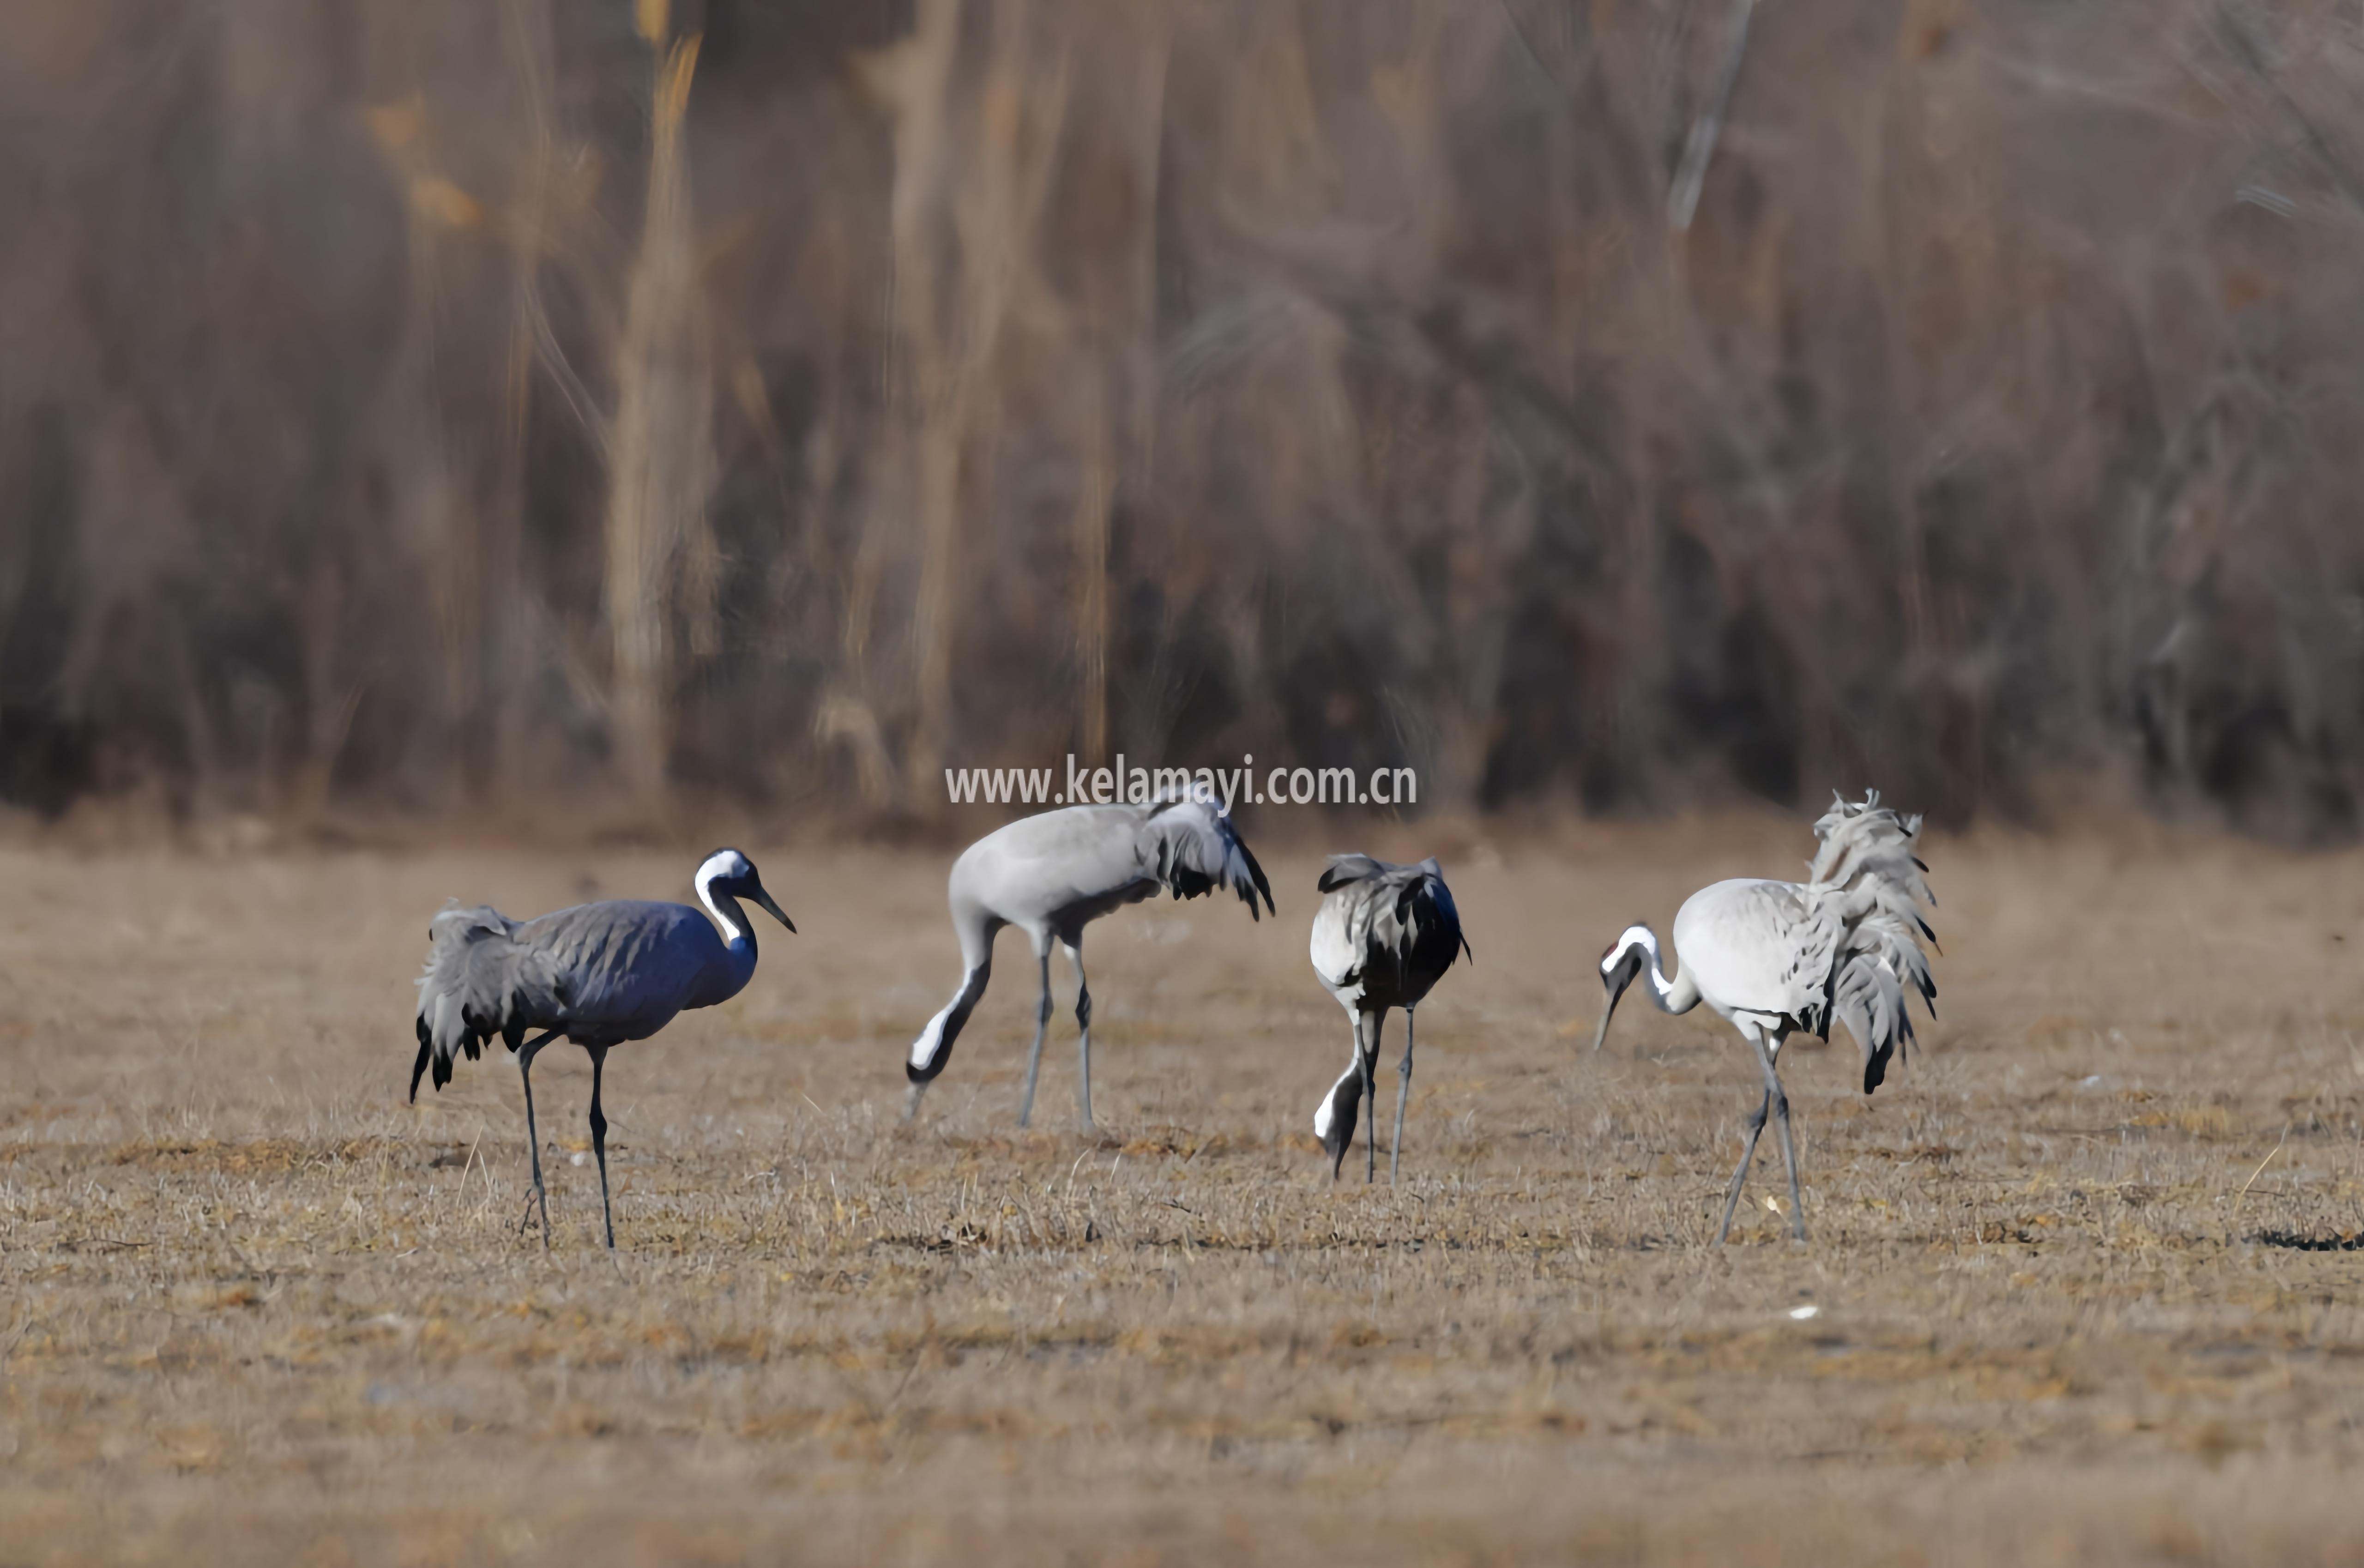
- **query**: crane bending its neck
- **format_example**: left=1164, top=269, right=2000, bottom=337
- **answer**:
left=1590, top=923, right=1700, bottom=1051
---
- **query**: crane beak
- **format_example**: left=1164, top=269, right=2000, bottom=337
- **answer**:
left=1590, top=953, right=1638, bottom=1052
left=751, top=883, right=796, bottom=933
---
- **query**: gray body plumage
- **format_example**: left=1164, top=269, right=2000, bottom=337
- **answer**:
left=906, top=797, right=1273, bottom=1129
left=409, top=849, right=793, bottom=1248
left=1593, top=792, right=1936, bottom=1244
left=412, top=898, right=751, bottom=1092
left=1309, top=855, right=1471, bottom=1183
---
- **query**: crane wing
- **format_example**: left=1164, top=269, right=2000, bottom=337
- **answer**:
left=1670, top=880, right=1826, bottom=1026
left=411, top=902, right=567, bottom=1098
left=1803, top=791, right=1938, bottom=1091
left=1309, top=883, right=1364, bottom=995
left=1308, top=855, right=1470, bottom=1007
left=1140, top=799, right=1274, bottom=918
left=516, top=900, right=729, bottom=1033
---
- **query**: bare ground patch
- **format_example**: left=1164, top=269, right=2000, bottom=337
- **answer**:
left=5, top=827, right=2364, bottom=1562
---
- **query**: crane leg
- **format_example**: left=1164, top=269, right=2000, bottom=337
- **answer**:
left=586, top=1044, right=615, bottom=1250
left=516, top=1031, right=558, bottom=1250
left=1363, top=1011, right=1384, bottom=1184
left=1067, top=941, right=1094, bottom=1134
left=1772, top=1092, right=1806, bottom=1242
left=1390, top=1007, right=1416, bottom=1187
left=1016, top=948, right=1054, bottom=1129
left=1713, top=1089, right=1769, bottom=1247
left=1756, top=1031, right=1807, bottom=1242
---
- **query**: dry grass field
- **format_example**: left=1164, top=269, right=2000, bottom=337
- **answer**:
left=6, top=815, right=2364, bottom=1564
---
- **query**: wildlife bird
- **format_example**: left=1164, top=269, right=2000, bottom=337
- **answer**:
left=905, top=796, right=1273, bottom=1130
left=1309, top=855, right=1471, bottom=1184
left=410, top=848, right=794, bottom=1249
left=1592, top=792, right=1936, bottom=1245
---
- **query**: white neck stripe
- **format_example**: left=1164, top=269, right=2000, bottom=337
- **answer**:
left=1610, top=927, right=1677, bottom=1006
left=696, top=862, right=745, bottom=946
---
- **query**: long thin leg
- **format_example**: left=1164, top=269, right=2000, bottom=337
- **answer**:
left=1754, top=1029, right=1807, bottom=1241
left=586, top=1044, right=615, bottom=1250
left=1363, top=1010, right=1384, bottom=1184
left=1390, top=1007, right=1417, bottom=1187
left=1016, top=947, right=1054, bottom=1129
left=1713, top=1089, right=1770, bottom=1247
left=516, top=1030, right=557, bottom=1249
left=1067, top=942, right=1094, bottom=1133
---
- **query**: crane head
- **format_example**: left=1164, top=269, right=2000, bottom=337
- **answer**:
left=1591, top=925, right=1654, bottom=1052
left=1313, top=1064, right=1363, bottom=1180
left=697, top=848, right=796, bottom=933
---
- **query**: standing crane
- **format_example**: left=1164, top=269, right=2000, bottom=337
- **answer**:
left=905, top=796, right=1273, bottom=1130
left=1309, top=855, right=1471, bottom=1184
left=1592, top=792, right=1936, bottom=1245
left=411, top=848, right=795, bottom=1249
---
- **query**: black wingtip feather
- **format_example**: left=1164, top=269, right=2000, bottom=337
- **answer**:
left=409, top=1029, right=432, bottom=1104
left=1242, top=843, right=1275, bottom=918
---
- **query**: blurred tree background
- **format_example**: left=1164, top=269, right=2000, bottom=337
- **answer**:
left=2, top=0, right=2361, bottom=838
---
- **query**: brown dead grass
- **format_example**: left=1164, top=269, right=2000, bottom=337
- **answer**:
left=6, top=820, right=2364, bottom=1563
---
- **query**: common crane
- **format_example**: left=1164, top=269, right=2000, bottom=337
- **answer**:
left=1592, top=792, right=1936, bottom=1245
left=1309, top=856, right=1471, bottom=1183
left=410, top=848, right=795, bottom=1249
left=905, top=796, right=1273, bottom=1130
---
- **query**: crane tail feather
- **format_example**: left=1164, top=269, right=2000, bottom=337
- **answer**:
left=1243, top=842, right=1275, bottom=919
left=409, top=1020, right=433, bottom=1103
left=1863, top=1037, right=1895, bottom=1094
left=1802, top=791, right=1938, bottom=1094
left=1316, top=854, right=1468, bottom=999
left=413, top=900, right=563, bottom=1094
left=1146, top=800, right=1274, bottom=920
